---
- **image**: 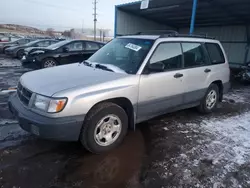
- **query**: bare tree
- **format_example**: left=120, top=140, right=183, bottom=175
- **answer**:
left=46, top=28, right=55, bottom=37
left=62, top=30, right=71, bottom=38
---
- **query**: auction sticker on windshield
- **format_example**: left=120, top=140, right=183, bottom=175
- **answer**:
left=125, top=43, right=142, bottom=52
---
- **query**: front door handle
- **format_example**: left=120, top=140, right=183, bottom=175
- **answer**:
left=174, top=73, right=183, bottom=78
left=204, top=68, right=211, bottom=73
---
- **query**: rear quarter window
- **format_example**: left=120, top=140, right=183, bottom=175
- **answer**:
left=205, top=43, right=225, bottom=64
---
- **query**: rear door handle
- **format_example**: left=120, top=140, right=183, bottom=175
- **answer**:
left=174, top=73, right=183, bottom=78
left=204, top=68, right=211, bottom=73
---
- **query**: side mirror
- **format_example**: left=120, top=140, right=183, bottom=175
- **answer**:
left=63, top=47, right=69, bottom=52
left=148, top=62, right=165, bottom=72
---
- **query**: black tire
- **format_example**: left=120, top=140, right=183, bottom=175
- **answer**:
left=80, top=102, right=128, bottom=154
left=17, top=50, right=24, bottom=59
left=41, top=58, right=58, bottom=68
left=198, top=84, right=219, bottom=113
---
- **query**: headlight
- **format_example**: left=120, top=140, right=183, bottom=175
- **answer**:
left=33, top=94, right=67, bottom=113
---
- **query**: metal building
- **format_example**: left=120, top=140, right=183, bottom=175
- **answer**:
left=114, top=0, right=250, bottom=65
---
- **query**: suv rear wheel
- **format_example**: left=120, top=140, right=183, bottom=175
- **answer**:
left=80, top=102, right=128, bottom=154
left=198, top=84, right=219, bottom=113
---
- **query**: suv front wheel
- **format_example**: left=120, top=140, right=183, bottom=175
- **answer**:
left=198, top=84, right=219, bottom=113
left=80, top=102, right=128, bottom=154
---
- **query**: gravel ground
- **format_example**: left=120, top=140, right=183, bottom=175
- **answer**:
left=1, top=56, right=250, bottom=188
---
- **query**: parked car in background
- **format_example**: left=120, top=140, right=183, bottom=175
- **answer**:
left=9, top=32, right=230, bottom=153
left=22, top=40, right=105, bottom=69
left=0, top=38, right=33, bottom=54
left=5, top=39, right=59, bottom=59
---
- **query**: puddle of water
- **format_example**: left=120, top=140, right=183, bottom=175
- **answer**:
left=0, top=131, right=145, bottom=188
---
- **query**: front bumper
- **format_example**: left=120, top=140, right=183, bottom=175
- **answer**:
left=8, top=93, right=85, bottom=141
left=0, top=46, right=4, bottom=54
left=21, top=56, right=41, bottom=69
left=5, top=50, right=16, bottom=57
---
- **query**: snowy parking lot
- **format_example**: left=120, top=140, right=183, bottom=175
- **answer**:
left=1, top=55, right=250, bottom=187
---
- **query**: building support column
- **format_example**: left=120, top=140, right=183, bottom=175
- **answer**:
left=189, top=0, right=198, bottom=34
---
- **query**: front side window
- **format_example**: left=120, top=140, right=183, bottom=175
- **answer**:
left=182, top=43, right=209, bottom=68
left=150, top=43, right=182, bottom=71
left=88, top=38, right=154, bottom=74
left=205, top=43, right=225, bottom=64
left=65, top=42, right=83, bottom=51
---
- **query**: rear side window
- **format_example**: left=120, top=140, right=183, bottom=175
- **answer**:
left=182, top=43, right=209, bottom=68
left=50, top=41, right=57, bottom=45
left=205, top=43, right=225, bottom=64
left=85, top=42, right=100, bottom=50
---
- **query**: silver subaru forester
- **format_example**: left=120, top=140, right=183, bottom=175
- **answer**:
left=9, top=33, right=230, bottom=153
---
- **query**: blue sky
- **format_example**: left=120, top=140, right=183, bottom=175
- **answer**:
left=0, top=0, right=137, bottom=31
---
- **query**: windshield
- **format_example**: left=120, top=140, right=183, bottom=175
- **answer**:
left=88, top=38, right=154, bottom=74
left=47, top=40, right=70, bottom=49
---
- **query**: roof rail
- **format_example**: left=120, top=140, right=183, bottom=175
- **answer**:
left=135, top=30, right=179, bottom=36
left=160, top=33, right=215, bottom=39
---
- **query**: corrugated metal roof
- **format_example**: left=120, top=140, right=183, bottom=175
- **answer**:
left=116, top=0, right=140, bottom=7
left=116, top=0, right=250, bottom=28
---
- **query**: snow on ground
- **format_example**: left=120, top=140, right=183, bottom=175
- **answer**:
left=0, top=119, right=18, bottom=125
left=0, top=89, right=17, bottom=95
left=0, top=56, right=21, bottom=67
left=223, top=87, right=250, bottom=104
left=158, top=112, right=250, bottom=187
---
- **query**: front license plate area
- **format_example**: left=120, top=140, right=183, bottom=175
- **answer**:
left=30, top=124, right=40, bottom=135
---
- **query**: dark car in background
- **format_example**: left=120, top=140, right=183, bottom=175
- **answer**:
left=0, top=38, right=33, bottom=54
left=5, top=39, right=59, bottom=59
left=22, top=40, right=105, bottom=69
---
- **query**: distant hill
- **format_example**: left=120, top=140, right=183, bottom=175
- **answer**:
left=0, top=24, right=45, bottom=35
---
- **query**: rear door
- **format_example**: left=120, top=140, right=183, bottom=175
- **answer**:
left=83, top=41, right=101, bottom=59
left=180, top=42, right=212, bottom=104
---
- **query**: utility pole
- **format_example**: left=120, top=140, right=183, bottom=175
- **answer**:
left=93, top=0, right=97, bottom=41
left=82, top=19, right=84, bottom=33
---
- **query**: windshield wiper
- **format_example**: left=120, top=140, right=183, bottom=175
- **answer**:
left=80, top=60, right=92, bottom=67
left=95, top=64, right=114, bottom=72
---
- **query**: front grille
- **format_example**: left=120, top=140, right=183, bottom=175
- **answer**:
left=17, top=82, right=32, bottom=106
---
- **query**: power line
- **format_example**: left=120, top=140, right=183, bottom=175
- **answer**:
left=20, top=0, right=83, bottom=12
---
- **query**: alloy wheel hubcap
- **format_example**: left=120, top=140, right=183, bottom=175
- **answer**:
left=44, top=60, right=56, bottom=68
left=206, top=90, right=217, bottom=109
left=94, top=115, right=122, bottom=146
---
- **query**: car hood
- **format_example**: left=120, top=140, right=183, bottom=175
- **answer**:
left=20, top=63, right=130, bottom=96
left=25, top=47, right=50, bottom=55
left=25, top=47, right=47, bottom=52
left=7, top=45, right=24, bottom=51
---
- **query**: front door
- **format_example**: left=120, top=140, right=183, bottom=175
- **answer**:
left=137, top=42, right=185, bottom=122
left=59, top=41, right=84, bottom=65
